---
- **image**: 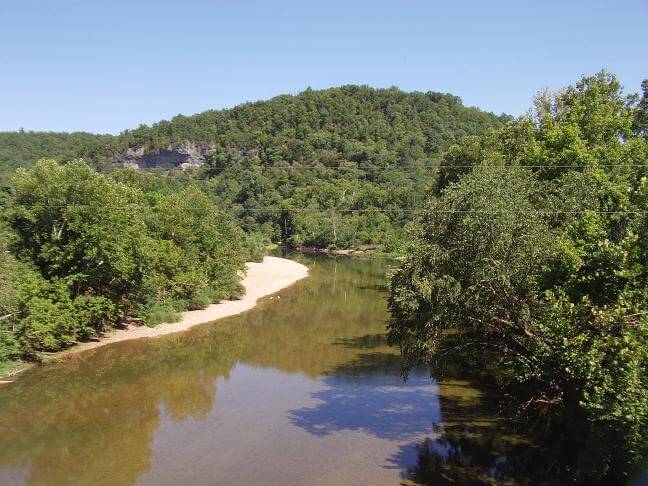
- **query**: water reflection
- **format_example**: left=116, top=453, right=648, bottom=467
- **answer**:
left=388, top=380, right=553, bottom=485
left=0, top=255, right=543, bottom=485
left=290, top=359, right=441, bottom=441
left=392, top=421, right=557, bottom=486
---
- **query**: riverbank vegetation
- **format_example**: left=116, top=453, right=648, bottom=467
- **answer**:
left=0, top=160, right=251, bottom=365
left=0, top=86, right=504, bottom=371
left=388, top=72, right=648, bottom=483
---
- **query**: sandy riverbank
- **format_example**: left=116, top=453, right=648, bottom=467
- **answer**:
left=58, top=256, right=309, bottom=356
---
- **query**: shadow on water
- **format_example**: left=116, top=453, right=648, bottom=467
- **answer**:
left=0, top=254, right=566, bottom=485
left=318, top=333, right=556, bottom=485
left=385, top=382, right=556, bottom=486
left=289, top=348, right=442, bottom=441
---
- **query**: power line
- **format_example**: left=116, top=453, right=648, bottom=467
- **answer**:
left=230, top=209, right=648, bottom=214
left=1, top=205, right=645, bottom=214
left=199, top=164, right=648, bottom=171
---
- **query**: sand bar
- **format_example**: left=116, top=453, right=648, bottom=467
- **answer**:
left=58, top=256, right=309, bottom=355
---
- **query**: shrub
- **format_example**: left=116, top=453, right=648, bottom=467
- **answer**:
left=138, top=300, right=180, bottom=327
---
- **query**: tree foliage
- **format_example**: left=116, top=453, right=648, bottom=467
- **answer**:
left=1, top=160, right=246, bottom=360
left=388, top=72, right=648, bottom=482
left=1, top=86, right=507, bottom=249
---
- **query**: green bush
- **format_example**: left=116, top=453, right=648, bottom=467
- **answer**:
left=138, top=300, right=180, bottom=327
left=0, top=330, right=20, bottom=364
left=186, top=286, right=221, bottom=311
left=245, top=232, right=269, bottom=262
left=17, top=297, right=77, bottom=353
left=72, top=295, right=119, bottom=340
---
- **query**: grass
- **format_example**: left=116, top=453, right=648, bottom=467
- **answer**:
left=0, top=359, right=30, bottom=381
left=141, top=301, right=181, bottom=327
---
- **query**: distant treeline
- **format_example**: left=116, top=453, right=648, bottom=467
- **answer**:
left=0, top=86, right=508, bottom=250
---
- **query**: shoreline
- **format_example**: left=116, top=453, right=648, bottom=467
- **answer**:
left=293, top=245, right=401, bottom=259
left=63, top=256, right=309, bottom=354
left=1, top=256, right=308, bottom=382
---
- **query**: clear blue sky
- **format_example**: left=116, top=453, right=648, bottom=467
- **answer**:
left=1, top=0, right=646, bottom=134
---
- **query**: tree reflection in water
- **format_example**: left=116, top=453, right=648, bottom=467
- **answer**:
left=289, top=349, right=443, bottom=441
left=394, top=424, right=551, bottom=485
left=388, top=381, right=556, bottom=486
left=0, top=255, right=558, bottom=485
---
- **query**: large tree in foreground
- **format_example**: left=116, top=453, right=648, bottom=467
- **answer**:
left=388, top=72, right=648, bottom=482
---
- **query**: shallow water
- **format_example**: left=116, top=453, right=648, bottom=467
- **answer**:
left=0, top=255, right=541, bottom=485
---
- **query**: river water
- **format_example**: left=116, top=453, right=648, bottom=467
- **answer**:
left=0, top=255, right=546, bottom=485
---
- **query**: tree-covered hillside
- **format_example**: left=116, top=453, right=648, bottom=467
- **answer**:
left=0, top=131, right=119, bottom=177
left=1, top=86, right=507, bottom=249
left=122, top=86, right=506, bottom=154
left=127, top=86, right=508, bottom=249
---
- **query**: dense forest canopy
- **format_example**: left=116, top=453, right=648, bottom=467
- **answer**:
left=1, top=86, right=507, bottom=249
left=127, top=87, right=507, bottom=248
left=388, top=72, right=648, bottom=483
left=122, top=86, right=505, bottom=153
left=0, top=131, right=119, bottom=183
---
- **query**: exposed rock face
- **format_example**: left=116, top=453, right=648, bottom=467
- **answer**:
left=119, top=143, right=213, bottom=170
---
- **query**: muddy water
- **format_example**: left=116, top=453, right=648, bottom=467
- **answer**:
left=0, top=255, right=541, bottom=485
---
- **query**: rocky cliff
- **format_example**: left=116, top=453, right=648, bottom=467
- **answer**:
left=119, top=143, right=214, bottom=170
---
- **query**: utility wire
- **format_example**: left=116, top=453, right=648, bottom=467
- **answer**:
left=199, top=164, right=648, bottom=170
left=1, top=205, right=645, bottom=214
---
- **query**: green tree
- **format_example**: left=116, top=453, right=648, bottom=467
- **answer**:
left=10, top=159, right=148, bottom=302
left=388, top=72, right=648, bottom=482
left=2, top=160, right=248, bottom=360
left=0, top=227, right=22, bottom=363
left=146, top=186, right=246, bottom=309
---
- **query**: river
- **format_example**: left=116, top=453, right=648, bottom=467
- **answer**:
left=0, top=254, right=546, bottom=485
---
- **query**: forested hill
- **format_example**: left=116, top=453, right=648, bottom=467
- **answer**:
left=0, top=86, right=507, bottom=249
left=119, top=86, right=508, bottom=164
left=1, top=86, right=506, bottom=170
left=0, top=131, right=119, bottom=177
